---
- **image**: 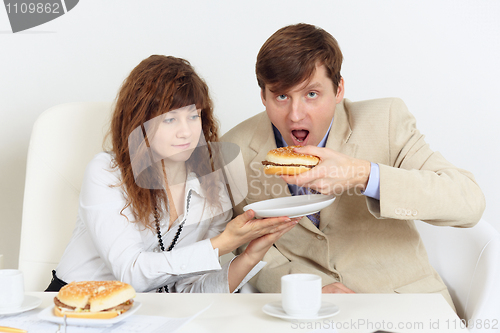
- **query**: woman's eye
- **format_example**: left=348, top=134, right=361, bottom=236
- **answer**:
left=277, top=94, right=288, bottom=101
left=163, top=118, right=175, bottom=124
left=189, top=114, right=200, bottom=120
left=307, top=92, right=318, bottom=98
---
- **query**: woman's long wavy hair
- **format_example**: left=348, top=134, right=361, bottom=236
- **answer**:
left=108, top=55, right=220, bottom=230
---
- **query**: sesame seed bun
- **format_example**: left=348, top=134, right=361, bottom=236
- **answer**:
left=262, top=146, right=319, bottom=175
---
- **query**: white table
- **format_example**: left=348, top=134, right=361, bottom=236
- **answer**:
left=25, top=292, right=468, bottom=333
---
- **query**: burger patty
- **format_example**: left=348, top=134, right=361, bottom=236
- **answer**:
left=262, top=161, right=314, bottom=168
left=54, top=297, right=87, bottom=310
left=54, top=297, right=134, bottom=312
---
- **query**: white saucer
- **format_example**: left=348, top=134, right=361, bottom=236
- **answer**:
left=262, top=301, right=339, bottom=321
left=38, top=301, right=141, bottom=327
left=243, top=194, right=335, bottom=218
left=0, top=295, right=42, bottom=315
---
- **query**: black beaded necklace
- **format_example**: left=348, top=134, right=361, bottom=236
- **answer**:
left=155, top=190, right=192, bottom=293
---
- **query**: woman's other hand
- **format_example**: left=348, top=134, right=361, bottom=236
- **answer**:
left=211, top=209, right=298, bottom=255
left=226, top=214, right=298, bottom=292
left=241, top=219, right=298, bottom=264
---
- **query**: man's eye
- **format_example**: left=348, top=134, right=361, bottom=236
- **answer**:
left=308, top=92, right=318, bottom=98
left=277, top=94, right=288, bottom=101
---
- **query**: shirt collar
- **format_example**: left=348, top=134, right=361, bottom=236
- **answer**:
left=185, top=171, right=203, bottom=196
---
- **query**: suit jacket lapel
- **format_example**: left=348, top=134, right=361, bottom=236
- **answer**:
left=320, top=99, right=358, bottom=230
left=247, top=113, right=291, bottom=202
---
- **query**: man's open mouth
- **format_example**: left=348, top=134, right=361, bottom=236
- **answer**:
left=292, top=129, right=309, bottom=143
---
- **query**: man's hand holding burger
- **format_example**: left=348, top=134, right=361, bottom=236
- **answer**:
left=280, top=146, right=371, bottom=196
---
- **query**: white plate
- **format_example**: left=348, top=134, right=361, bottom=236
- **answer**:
left=243, top=194, right=335, bottom=218
left=262, top=301, right=339, bottom=321
left=0, top=295, right=42, bottom=315
left=38, top=301, right=141, bottom=327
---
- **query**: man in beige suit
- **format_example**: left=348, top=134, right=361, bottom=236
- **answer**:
left=221, top=23, right=485, bottom=309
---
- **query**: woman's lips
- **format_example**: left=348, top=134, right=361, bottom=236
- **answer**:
left=173, top=143, right=191, bottom=150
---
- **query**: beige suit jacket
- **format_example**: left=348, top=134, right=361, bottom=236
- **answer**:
left=221, top=98, right=485, bottom=309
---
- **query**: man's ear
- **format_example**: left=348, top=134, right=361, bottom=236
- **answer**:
left=260, top=89, right=267, bottom=107
left=335, top=77, right=345, bottom=103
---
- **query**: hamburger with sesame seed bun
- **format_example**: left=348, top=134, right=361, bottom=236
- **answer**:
left=262, top=146, right=320, bottom=175
left=54, top=281, right=136, bottom=319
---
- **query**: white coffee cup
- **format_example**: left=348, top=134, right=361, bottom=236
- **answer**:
left=0, top=269, right=25, bottom=309
left=281, top=273, right=322, bottom=317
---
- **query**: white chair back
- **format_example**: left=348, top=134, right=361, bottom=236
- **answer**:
left=416, top=219, right=500, bottom=332
left=19, top=102, right=113, bottom=291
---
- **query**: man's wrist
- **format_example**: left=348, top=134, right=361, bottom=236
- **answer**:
left=362, top=162, right=380, bottom=200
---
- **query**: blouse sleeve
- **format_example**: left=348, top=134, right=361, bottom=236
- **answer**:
left=168, top=185, right=266, bottom=293
left=170, top=255, right=266, bottom=293
left=167, top=208, right=233, bottom=292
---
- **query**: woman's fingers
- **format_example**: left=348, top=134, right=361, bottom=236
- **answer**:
left=260, top=222, right=295, bottom=236
left=242, top=219, right=298, bottom=263
left=269, top=222, right=297, bottom=240
left=270, top=217, right=301, bottom=233
left=234, top=209, right=255, bottom=224
left=251, top=217, right=298, bottom=235
left=248, top=221, right=297, bottom=251
left=230, top=211, right=300, bottom=245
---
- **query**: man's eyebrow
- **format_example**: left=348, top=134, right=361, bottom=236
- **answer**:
left=269, top=81, right=323, bottom=94
left=268, top=87, right=283, bottom=94
left=304, top=82, right=322, bottom=90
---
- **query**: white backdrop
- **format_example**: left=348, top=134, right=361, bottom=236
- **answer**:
left=1, top=0, right=499, bottom=269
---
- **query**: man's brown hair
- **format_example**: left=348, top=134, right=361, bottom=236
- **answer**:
left=256, top=23, right=343, bottom=95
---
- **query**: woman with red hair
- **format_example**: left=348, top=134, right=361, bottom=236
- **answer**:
left=47, top=55, right=297, bottom=293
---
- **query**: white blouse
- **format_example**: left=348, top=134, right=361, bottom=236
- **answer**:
left=56, top=152, right=264, bottom=293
